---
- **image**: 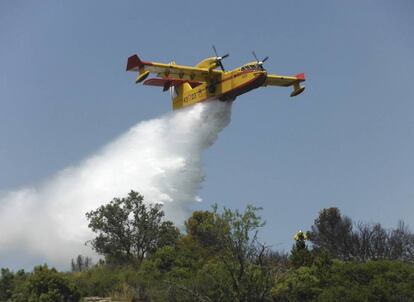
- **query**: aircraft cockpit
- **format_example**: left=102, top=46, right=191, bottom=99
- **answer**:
left=240, top=63, right=265, bottom=71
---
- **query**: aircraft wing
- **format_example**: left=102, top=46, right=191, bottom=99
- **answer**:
left=143, top=78, right=202, bottom=92
left=126, top=54, right=222, bottom=83
left=263, top=73, right=306, bottom=97
left=264, top=73, right=305, bottom=87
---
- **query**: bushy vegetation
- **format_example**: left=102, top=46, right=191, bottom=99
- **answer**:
left=272, top=259, right=414, bottom=301
left=2, top=191, right=414, bottom=301
left=0, top=265, right=79, bottom=302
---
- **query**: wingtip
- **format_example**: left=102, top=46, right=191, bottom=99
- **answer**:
left=295, top=73, right=306, bottom=81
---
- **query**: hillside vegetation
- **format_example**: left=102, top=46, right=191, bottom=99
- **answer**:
left=2, top=191, right=414, bottom=301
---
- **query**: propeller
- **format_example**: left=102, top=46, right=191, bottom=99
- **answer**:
left=252, top=51, right=269, bottom=69
left=212, top=45, right=229, bottom=71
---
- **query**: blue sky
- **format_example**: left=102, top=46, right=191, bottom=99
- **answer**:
left=1, top=0, right=414, bottom=260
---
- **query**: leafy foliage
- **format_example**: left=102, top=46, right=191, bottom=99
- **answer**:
left=3, top=194, right=414, bottom=302
left=86, top=190, right=180, bottom=265
left=272, top=260, right=414, bottom=302
left=0, top=268, right=15, bottom=301
left=9, top=265, right=80, bottom=302
left=138, top=204, right=274, bottom=301
left=307, top=207, right=355, bottom=260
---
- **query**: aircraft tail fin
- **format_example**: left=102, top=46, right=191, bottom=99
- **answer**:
left=126, top=54, right=144, bottom=71
left=126, top=54, right=152, bottom=83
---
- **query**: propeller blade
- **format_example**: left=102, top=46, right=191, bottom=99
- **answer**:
left=262, top=56, right=269, bottom=63
left=218, top=61, right=225, bottom=71
left=212, top=45, right=218, bottom=57
left=212, top=45, right=229, bottom=71
left=252, top=51, right=259, bottom=62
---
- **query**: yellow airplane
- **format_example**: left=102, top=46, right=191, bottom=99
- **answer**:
left=126, top=47, right=305, bottom=110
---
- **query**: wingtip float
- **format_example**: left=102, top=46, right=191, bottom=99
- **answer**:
left=126, top=47, right=305, bottom=110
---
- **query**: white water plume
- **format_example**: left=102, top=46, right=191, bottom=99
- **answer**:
left=0, top=101, right=232, bottom=269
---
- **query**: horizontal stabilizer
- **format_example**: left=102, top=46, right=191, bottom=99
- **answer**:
left=136, top=71, right=150, bottom=83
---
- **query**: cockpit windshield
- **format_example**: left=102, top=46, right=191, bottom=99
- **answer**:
left=240, top=64, right=265, bottom=71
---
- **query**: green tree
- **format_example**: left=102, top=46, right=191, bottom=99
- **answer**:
left=353, top=220, right=414, bottom=262
left=0, top=268, right=15, bottom=301
left=185, top=210, right=226, bottom=252
left=215, top=204, right=273, bottom=301
left=70, top=255, right=92, bottom=272
left=272, top=260, right=414, bottom=302
left=307, top=207, right=355, bottom=260
left=318, top=260, right=414, bottom=302
left=5, top=269, right=28, bottom=302
left=308, top=208, right=414, bottom=262
left=140, top=204, right=274, bottom=301
left=86, top=191, right=180, bottom=265
left=272, top=266, right=321, bottom=302
left=19, top=265, right=79, bottom=302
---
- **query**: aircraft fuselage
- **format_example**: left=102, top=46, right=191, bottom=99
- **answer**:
left=172, top=69, right=266, bottom=109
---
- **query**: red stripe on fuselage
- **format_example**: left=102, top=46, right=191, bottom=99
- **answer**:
left=220, top=72, right=266, bottom=100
